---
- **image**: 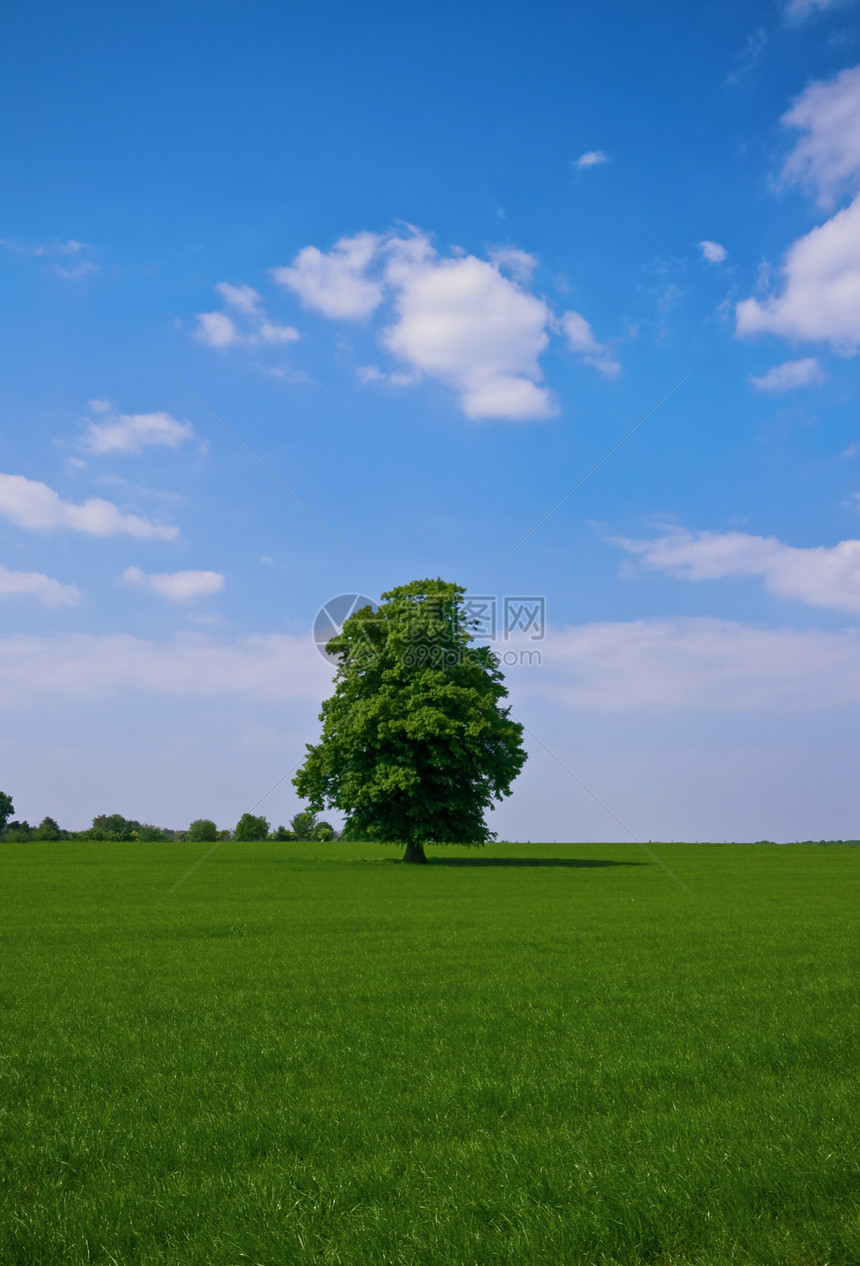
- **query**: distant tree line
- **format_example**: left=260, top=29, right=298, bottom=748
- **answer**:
left=0, top=792, right=336, bottom=843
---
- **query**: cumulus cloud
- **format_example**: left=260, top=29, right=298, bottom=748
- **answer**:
left=121, top=566, right=224, bottom=602
left=195, top=281, right=299, bottom=348
left=81, top=406, right=194, bottom=455
left=0, top=473, right=177, bottom=539
left=272, top=232, right=384, bottom=319
left=736, top=192, right=860, bottom=351
left=0, top=631, right=332, bottom=705
left=561, top=311, right=621, bottom=377
left=382, top=242, right=557, bottom=419
left=0, top=564, right=79, bottom=607
left=613, top=527, right=860, bottom=613
left=750, top=357, right=824, bottom=391
left=781, top=65, right=860, bottom=208
left=273, top=228, right=618, bottom=420
left=573, top=151, right=609, bottom=169
left=700, top=240, right=728, bottom=263
left=737, top=66, right=860, bottom=352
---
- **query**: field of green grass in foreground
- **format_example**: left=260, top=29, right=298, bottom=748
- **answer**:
left=1, top=840, right=858, bottom=1265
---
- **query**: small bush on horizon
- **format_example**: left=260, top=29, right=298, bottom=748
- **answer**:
left=187, top=818, right=218, bottom=842
left=234, top=813, right=270, bottom=841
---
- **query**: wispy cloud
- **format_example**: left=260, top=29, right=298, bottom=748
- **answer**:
left=81, top=404, right=194, bottom=455
left=5, top=621, right=860, bottom=713
left=726, top=28, right=767, bottom=86
left=511, top=618, right=860, bottom=711
left=785, top=0, right=848, bottom=21
left=0, top=237, right=99, bottom=278
left=781, top=64, right=860, bottom=209
left=0, top=563, right=79, bottom=607
left=0, top=631, right=332, bottom=705
left=573, top=150, right=609, bottom=170
left=121, top=566, right=224, bottom=602
left=750, top=357, right=825, bottom=391
left=561, top=311, right=621, bottom=377
left=195, top=282, right=299, bottom=348
left=700, top=240, right=727, bottom=263
left=613, top=526, right=860, bottom=613
left=0, top=473, right=177, bottom=540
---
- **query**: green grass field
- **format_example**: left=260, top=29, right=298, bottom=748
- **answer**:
left=1, top=840, right=858, bottom=1265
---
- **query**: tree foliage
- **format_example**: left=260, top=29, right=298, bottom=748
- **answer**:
left=289, top=810, right=336, bottom=841
left=294, top=578, right=526, bottom=861
left=234, top=813, right=270, bottom=841
left=0, top=791, right=14, bottom=832
left=187, top=818, right=218, bottom=842
left=33, top=816, right=62, bottom=841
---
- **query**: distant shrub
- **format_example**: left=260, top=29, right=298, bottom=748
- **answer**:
left=187, top=818, right=218, bottom=842
left=234, top=813, right=270, bottom=841
left=32, top=817, right=63, bottom=841
left=3, top=820, right=32, bottom=842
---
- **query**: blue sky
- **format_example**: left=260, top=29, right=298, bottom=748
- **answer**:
left=2, top=0, right=860, bottom=840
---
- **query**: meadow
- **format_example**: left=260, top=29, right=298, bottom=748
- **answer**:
left=1, top=839, right=857, bottom=1265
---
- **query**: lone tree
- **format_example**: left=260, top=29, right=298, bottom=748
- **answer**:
left=294, top=578, right=527, bottom=863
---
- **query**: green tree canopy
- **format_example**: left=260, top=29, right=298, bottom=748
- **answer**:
left=90, top=814, right=139, bottom=841
left=187, top=818, right=218, bottom=842
left=294, top=578, right=526, bottom=862
left=289, top=810, right=318, bottom=839
left=234, top=813, right=270, bottom=841
left=0, top=791, right=14, bottom=832
left=33, top=816, right=62, bottom=841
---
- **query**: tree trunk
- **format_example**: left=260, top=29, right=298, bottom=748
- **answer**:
left=402, top=841, right=428, bottom=864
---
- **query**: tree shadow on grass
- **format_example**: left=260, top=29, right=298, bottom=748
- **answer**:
left=429, top=857, right=648, bottom=868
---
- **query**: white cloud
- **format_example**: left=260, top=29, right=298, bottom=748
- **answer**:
left=785, top=0, right=845, bottom=20
left=488, top=246, right=539, bottom=284
left=781, top=64, right=860, bottom=208
left=195, top=311, right=238, bottom=348
left=0, top=564, right=79, bottom=607
left=750, top=356, right=825, bottom=391
left=194, top=282, right=299, bottom=348
left=0, top=473, right=177, bottom=539
left=0, top=631, right=332, bottom=705
left=736, top=192, right=860, bottom=351
left=382, top=242, right=558, bottom=419
left=272, top=232, right=384, bottom=319
left=82, top=407, right=194, bottom=455
left=214, top=282, right=260, bottom=314
left=737, top=66, right=860, bottom=350
left=4, top=621, right=860, bottom=714
left=726, top=28, right=767, bottom=86
left=121, top=566, right=224, bottom=602
left=561, top=311, right=621, bottom=377
left=573, top=151, right=609, bottom=170
left=700, top=240, right=728, bottom=263
left=510, top=618, right=860, bottom=711
left=0, top=237, right=98, bottom=279
left=272, top=227, right=618, bottom=420
left=613, top=527, right=860, bottom=613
